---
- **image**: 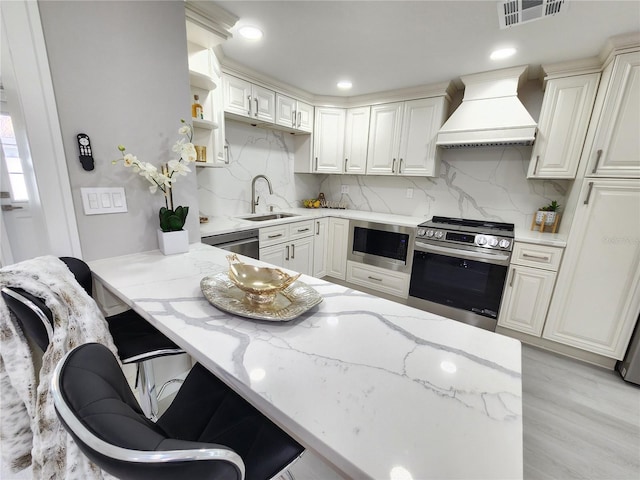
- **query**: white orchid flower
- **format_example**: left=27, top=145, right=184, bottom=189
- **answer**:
left=179, top=125, right=191, bottom=136
left=123, top=153, right=137, bottom=167
left=172, top=138, right=186, bottom=154
left=148, top=184, right=158, bottom=194
left=181, top=143, right=197, bottom=163
left=168, top=159, right=191, bottom=176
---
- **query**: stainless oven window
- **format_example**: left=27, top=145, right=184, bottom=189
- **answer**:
left=353, top=226, right=409, bottom=262
left=409, top=250, right=508, bottom=318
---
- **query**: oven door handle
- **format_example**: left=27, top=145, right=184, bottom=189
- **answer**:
left=415, top=241, right=511, bottom=264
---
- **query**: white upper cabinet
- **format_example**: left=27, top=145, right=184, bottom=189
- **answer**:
left=223, top=75, right=275, bottom=123
left=528, top=73, right=600, bottom=179
left=542, top=179, right=640, bottom=359
left=366, top=102, right=403, bottom=175
left=275, top=94, right=313, bottom=133
left=366, top=98, right=447, bottom=177
left=344, top=106, right=370, bottom=174
left=584, top=51, right=640, bottom=178
left=313, top=107, right=346, bottom=173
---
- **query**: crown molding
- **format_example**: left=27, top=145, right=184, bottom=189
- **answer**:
left=185, top=1, right=237, bottom=44
left=599, top=31, right=640, bottom=67
left=541, top=56, right=603, bottom=80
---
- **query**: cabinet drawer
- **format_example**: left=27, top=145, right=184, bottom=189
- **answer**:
left=346, top=261, right=410, bottom=298
left=289, top=220, right=314, bottom=240
left=259, top=225, right=289, bottom=247
left=512, top=243, right=563, bottom=271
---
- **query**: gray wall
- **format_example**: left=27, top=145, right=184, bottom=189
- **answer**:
left=39, top=0, right=199, bottom=261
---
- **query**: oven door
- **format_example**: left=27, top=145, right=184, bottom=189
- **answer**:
left=408, top=241, right=510, bottom=330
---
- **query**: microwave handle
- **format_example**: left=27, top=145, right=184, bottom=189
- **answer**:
left=415, top=241, right=511, bottom=264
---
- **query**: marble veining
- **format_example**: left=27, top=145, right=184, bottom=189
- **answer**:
left=197, top=121, right=568, bottom=232
left=90, top=243, right=523, bottom=479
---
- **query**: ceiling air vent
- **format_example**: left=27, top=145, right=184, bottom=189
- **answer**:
left=498, top=0, right=568, bottom=29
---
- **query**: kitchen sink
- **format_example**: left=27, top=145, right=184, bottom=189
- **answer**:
left=240, top=213, right=299, bottom=222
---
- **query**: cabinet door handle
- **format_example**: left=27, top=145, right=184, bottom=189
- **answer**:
left=292, top=109, right=296, bottom=128
left=508, top=268, right=515, bottom=287
left=291, top=244, right=295, bottom=259
left=368, top=276, right=383, bottom=282
left=224, top=145, right=230, bottom=164
left=285, top=245, right=290, bottom=261
left=247, top=95, right=252, bottom=116
left=522, top=253, right=550, bottom=261
left=392, top=158, right=396, bottom=173
left=315, top=157, right=319, bottom=171
left=533, top=155, right=540, bottom=175
left=268, top=233, right=283, bottom=239
left=316, top=221, right=320, bottom=235
left=254, top=97, right=259, bottom=117
left=399, top=158, right=403, bottom=174
left=344, top=158, right=348, bottom=173
left=591, top=149, right=603, bottom=174
left=297, top=111, right=301, bottom=128
left=584, top=182, right=594, bottom=205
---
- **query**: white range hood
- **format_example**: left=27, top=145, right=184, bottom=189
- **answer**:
left=436, top=65, right=537, bottom=148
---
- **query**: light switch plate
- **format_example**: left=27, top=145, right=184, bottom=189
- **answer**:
left=81, top=187, right=128, bottom=215
left=341, top=185, right=349, bottom=194
left=406, top=188, right=414, bottom=199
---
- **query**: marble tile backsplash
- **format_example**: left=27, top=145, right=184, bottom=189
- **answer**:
left=198, top=120, right=569, bottom=230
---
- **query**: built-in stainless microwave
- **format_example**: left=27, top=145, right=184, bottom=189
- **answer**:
left=347, top=219, right=415, bottom=274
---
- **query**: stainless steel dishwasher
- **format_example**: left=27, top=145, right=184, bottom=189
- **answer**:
left=202, top=229, right=260, bottom=259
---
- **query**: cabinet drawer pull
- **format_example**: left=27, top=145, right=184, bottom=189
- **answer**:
left=533, top=155, right=540, bottom=175
left=292, top=109, right=296, bottom=128
left=522, top=253, right=550, bottom=261
left=285, top=245, right=290, bottom=261
left=254, top=97, right=259, bottom=117
left=247, top=95, right=252, bottom=116
left=316, top=221, right=320, bottom=235
left=291, top=244, right=295, bottom=259
left=392, top=158, right=396, bottom=173
left=297, top=228, right=310, bottom=233
left=584, top=182, right=594, bottom=205
left=367, top=276, right=383, bottom=282
left=591, top=149, right=603, bottom=174
left=399, top=158, right=403, bottom=174
left=268, top=233, right=283, bottom=239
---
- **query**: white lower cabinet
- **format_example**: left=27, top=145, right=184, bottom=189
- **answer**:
left=259, top=220, right=314, bottom=276
left=313, top=218, right=329, bottom=278
left=326, top=218, right=349, bottom=280
left=346, top=261, right=410, bottom=298
left=499, top=242, right=563, bottom=337
left=542, top=179, right=640, bottom=359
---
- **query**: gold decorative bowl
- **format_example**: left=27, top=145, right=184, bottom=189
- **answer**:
left=227, top=254, right=301, bottom=305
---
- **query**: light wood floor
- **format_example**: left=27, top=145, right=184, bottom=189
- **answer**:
left=3, top=345, right=639, bottom=479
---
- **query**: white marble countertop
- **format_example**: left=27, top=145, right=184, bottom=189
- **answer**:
left=90, top=243, right=523, bottom=479
left=200, top=208, right=567, bottom=247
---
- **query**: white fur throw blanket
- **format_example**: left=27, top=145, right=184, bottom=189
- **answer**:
left=0, top=256, right=119, bottom=479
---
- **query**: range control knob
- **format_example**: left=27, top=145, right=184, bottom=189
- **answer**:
left=487, top=237, right=499, bottom=247
left=476, top=235, right=488, bottom=246
left=426, top=229, right=435, bottom=238
left=499, top=239, right=511, bottom=249
left=417, top=228, right=426, bottom=237
left=434, top=230, right=444, bottom=239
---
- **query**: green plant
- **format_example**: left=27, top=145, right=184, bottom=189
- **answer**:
left=540, top=200, right=561, bottom=212
left=159, top=206, right=189, bottom=232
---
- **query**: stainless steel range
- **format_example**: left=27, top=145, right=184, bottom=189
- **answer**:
left=407, top=216, right=515, bottom=331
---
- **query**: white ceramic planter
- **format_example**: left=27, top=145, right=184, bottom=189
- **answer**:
left=157, top=229, right=189, bottom=255
left=535, top=211, right=557, bottom=226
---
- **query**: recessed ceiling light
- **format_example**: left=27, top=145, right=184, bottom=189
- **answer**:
left=337, top=80, right=352, bottom=90
left=490, top=47, right=517, bottom=60
left=238, top=25, right=263, bottom=40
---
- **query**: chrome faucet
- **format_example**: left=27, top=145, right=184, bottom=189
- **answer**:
left=251, top=174, right=273, bottom=213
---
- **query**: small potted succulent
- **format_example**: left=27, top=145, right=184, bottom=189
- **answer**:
left=536, top=200, right=561, bottom=226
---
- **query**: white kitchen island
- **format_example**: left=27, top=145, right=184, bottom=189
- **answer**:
left=90, top=243, right=523, bottom=479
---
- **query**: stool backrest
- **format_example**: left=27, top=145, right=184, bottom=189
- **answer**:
left=1, top=287, right=53, bottom=352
